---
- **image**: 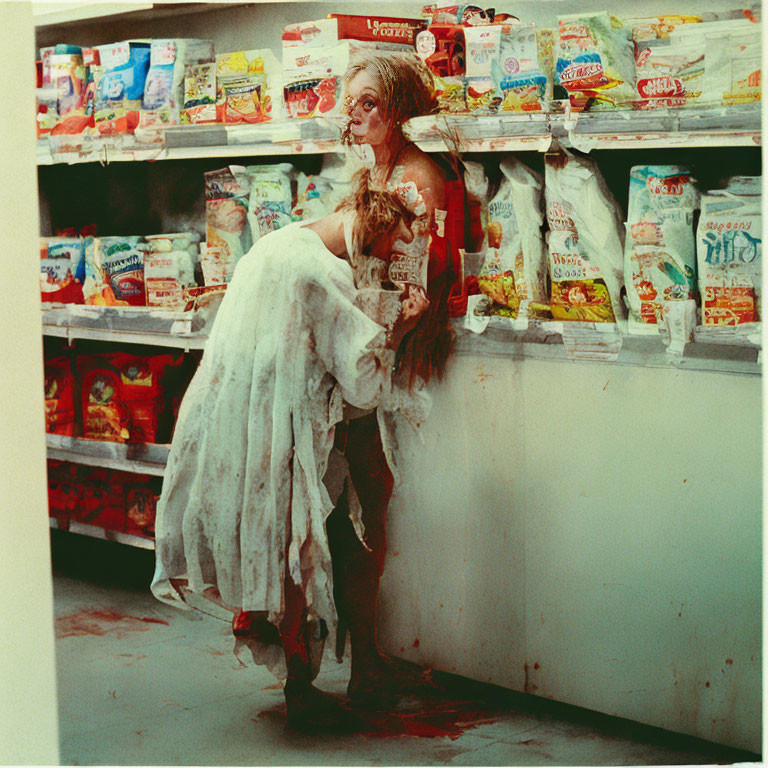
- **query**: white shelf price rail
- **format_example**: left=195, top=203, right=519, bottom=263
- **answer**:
left=42, top=304, right=211, bottom=350
left=47, top=434, right=169, bottom=476
left=49, top=517, right=156, bottom=550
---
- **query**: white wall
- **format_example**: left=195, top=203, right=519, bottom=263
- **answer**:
left=379, top=351, right=762, bottom=752
left=1, top=2, right=60, bottom=765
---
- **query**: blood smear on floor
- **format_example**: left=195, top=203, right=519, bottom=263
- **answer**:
left=55, top=609, right=168, bottom=639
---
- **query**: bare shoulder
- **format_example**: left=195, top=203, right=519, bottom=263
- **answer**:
left=397, top=145, right=446, bottom=210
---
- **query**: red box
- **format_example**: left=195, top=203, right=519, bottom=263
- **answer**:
left=328, top=14, right=426, bottom=46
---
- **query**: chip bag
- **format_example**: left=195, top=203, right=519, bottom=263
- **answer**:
left=477, top=156, right=547, bottom=318
left=44, top=357, right=76, bottom=436
left=697, top=177, right=762, bottom=325
left=246, top=163, right=295, bottom=240
left=624, top=166, right=699, bottom=331
left=94, top=41, right=151, bottom=134
left=545, top=149, right=625, bottom=322
left=555, top=13, right=637, bottom=108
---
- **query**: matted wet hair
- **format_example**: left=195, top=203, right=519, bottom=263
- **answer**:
left=336, top=168, right=417, bottom=277
left=341, top=52, right=438, bottom=144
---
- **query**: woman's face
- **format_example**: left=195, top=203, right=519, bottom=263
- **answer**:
left=344, top=70, right=390, bottom=147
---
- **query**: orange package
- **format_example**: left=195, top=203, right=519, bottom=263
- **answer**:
left=44, top=357, right=76, bottom=436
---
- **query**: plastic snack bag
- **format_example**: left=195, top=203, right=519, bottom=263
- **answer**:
left=328, top=14, right=427, bottom=51
left=477, top=156, right=547, bottom=318
left=94, top=41, right=151, bottom=135
left=492, top=23, right=548, bottom=112
left=555, top=13, right=637, bottom=108
left=291, top=174, right=335, bottom=221
left=245, top=163, right=295, bottom=240
left=216, top=49, right=282, bottom=124
left=624, top=166, right=699, bottom=331
left=79, top=356, right=132, bottom=443
left=282, top=18, right=341, bottom=48
left=545, top=149, right=625, bottom=322
left=40, top=237, right=86, bottom=304
left=181, top=63, right=217, bottom=124
left=415, top=23, right=467, bottom=112
left=282, top=43, right=350, bottom=118
left=205, top=166, right=252, bottom=282
left=144, top=233, right=199, bottom=309
left=44, top=357, right=76, bottom=436
left=697, top=177, right=761, bottom=325
left=140, top=39, right=214, bottom=132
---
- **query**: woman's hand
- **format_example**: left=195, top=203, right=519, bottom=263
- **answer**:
left=387, top=283, right=429, bottom=350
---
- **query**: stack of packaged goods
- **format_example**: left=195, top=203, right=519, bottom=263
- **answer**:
left=78, top=351, right=184, bottom=444
left=44, top=357, right=76, bottom=436
left=144, top=233, right=200, bottom=310
left=554, top=5, right=760, bottom=111
left=624, top=166, right=699, bottom=333
left=467, top=157, right=548, bottom=319
left=47, top=460, right=161, bottom=538
left=697, top=176, right=761, bottom=327
left=214, top=49, right=283, bottom=124
left=40, top=236, right=87, bottom=304
left=544, top=149, right=626, bottom=322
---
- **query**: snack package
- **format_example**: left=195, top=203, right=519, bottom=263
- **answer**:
left=667, top=18, right=761, bottom=106
left=282, top=42, right=350, bottom=118
left=328, top=14, right=426, bottom=51
left=79, top=356, right=131, bottom=442
left=40, top=237, right=86, bottom=304
left=246, top=163, right=295, bottom=239
left=633, top=37, right=705, bottom=109
left=415, top=23, right=467, bottom=111
left=555, top=13, right=637, bottom=108
left=94, top=41, right=151, bottom=134
left=48, top=48, right=87, bottom=118
left=626, top=14, right=702, bottom=42
left=624, top=166, right=699, bottom=331
left=545, top=149, right=625, bottom=322
left=462, top=160, right=490, bottom=251
left=282, top=18, right=340, bottom=48
left=291, top=174, right=336, bottom=221
left=216, top=49, right=282, bottom=123
left=73, top=467, right=125, bottom=530
left=464, top=25, right=500, bottom=112
left=44, top=357, right=75, bottom=436
left=36, top=87, right=59, bottom=136
left=477, top=156, right=547, bottom=317
left=112, top=351, right=183, bottom=443
left=47, top=460, right=82, bottom=525
left=205, top=166, right=252, bottom=281
left=122, top=473, right=161, bottom=537
left=493, top=23, right=548, bottom=112
left=144, top=233, right=199, bottom=309
left=83, top=237, right=127, bottom=306
left=96, top=236, right=147, bottom=306
left=181, top=63, right=217, bottom=123
left=140, top=38, right=214, bottom=130
left=422, top=4, right=499, bottom=25
left=697, top=177, right=762, bottom=325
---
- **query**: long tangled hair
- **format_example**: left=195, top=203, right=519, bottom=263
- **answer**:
left=336, top=168, right=417, bottom=285
left=341, top=52, right=438, bottom=145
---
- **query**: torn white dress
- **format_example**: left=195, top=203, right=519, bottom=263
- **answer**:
left=151, top=221, right=422, bottom=674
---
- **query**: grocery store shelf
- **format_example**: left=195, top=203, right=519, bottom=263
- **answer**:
left=50, top=517, right=155, bottom=550
left=47, top=434, right=169, bottom=476
left=42, top=303, right=212, bottom=349
left=33, top=2, right=243, bottom=28
left=37, top=105, right=760, bottom=165
left=454, top=318, right=762, bottom=377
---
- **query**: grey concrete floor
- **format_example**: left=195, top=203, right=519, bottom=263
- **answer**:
left=51, top=530, right=760, bottom=766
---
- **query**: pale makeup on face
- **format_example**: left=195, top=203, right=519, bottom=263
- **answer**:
left=344, top=71, right=389, bottom=146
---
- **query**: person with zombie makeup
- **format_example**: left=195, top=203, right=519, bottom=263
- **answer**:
left=151, top=180, right=429, bottom=731
left=303, top=51, right=468, bottom=708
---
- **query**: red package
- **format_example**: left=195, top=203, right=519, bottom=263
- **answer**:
left=113, top=352, right=183, bottom=443
left=79, top=356, right=131, bottom=443
left=119, top=472, right=160, bottom=537
left=70, top=467, right=124, bottom=531
left=418, top=23, right=466, bottom=77
left=44, top=357, right=75, bottom=436
left=328, top=14, right=426, bottom=46
left=47, top=460, right=82, bottom=527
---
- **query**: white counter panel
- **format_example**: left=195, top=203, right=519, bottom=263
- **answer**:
left=379, top=352, right=761, bottom=753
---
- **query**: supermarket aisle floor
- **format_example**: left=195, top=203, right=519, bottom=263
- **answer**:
left=51, top=531, right=759, bottom=767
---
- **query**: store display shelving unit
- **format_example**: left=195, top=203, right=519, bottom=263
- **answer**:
left=37, top=2, right=762, bottom=754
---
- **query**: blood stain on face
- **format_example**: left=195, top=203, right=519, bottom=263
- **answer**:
left=344, top=70, right=390, bottom=147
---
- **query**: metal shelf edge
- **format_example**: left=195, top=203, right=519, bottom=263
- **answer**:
left=50, top=517, right=155, bottom=550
